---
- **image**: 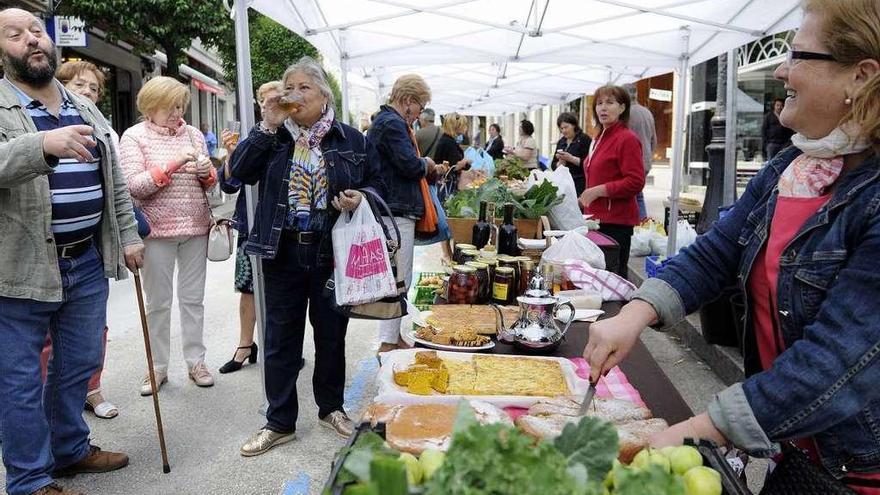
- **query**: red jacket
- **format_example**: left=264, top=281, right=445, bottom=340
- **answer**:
left=582, top=121, right=645, bottom=226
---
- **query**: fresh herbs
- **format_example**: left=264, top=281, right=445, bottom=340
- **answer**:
left=494, top=156, right=530, bottom=180
left=444, top=178, right=563, bottom=219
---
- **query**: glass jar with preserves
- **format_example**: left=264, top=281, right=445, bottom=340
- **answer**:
left=497, top=256, right=520, bottom=295
left=453, top=243, right=476, bottom=264
left=461, top=249, right=481, bottom=264
left=518, top=259, right=535, bottom=296
left=448, top=265, right=479, bottom=304
left=492, top=266, right=515, bottom=305
left=476, top=257, right=498, bottom=282
left=465, top=261, right=490, bottom=303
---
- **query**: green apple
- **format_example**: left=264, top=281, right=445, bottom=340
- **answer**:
left=682, top=466, right=722, bottom=495
left=418, top=449, right=445, bottom=481
left=398, top=452, right=423, bottom=485
left=659, top=446, right=677, bottom=459
left=669, top=446, right=703, bottom=475
left=631, top=448, right=672, bottom=473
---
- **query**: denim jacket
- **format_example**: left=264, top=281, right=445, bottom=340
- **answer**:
left=229, top=119, right=383, bottom=266
left=636, top=147, right=880, bottom=477
left=0, top=78, right=140, bottom=302
left=366, top=105, right=427, bottom=218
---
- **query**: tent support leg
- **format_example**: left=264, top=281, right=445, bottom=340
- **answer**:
left=666, top=27, right=691, bottom=258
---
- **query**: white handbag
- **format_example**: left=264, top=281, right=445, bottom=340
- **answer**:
left=207, top=218, right=234, bottom=262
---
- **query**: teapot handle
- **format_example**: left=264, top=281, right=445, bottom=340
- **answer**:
left=556, top=301, right=576, bottom=337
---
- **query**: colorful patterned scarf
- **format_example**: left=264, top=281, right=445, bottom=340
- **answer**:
left=779, top=124, right=871, bottom=198
left=285, top=107, right=335, bottom=230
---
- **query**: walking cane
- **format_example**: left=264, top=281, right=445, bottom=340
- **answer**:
left=133, top=268, right=171, bottom=474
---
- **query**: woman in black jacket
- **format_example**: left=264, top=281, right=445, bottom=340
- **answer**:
left=551, top=112, right=591, bottom=196
left=434, top=112, right=472, bottom=198
left=484, top=123, right=504, bottom=160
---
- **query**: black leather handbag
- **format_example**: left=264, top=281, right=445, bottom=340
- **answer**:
left=324, top=189, right=408, bottom=320
left=760, top=444, right=859, bottom=495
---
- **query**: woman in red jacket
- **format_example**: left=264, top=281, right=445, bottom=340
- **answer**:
left=579, top=85, right=646, bottom=278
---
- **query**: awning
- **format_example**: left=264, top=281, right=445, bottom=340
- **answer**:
left=192, top=78, right=225, bottom=96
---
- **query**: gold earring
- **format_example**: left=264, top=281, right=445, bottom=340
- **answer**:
left=845, top=97, right=853, bottom=105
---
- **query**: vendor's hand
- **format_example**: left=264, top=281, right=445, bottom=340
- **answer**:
left=578, top=187, right=603, bottom=209
left=260, top=93, right=288, bottom=129
left=332, top=189, right=363, bottom=212
left=649, top=413, right=728, bottom=448
left=583, top=300, right=657, bottom=382
left=503, top=146, right=514, bottom=154
left=221, top=129, right=237, bottom=153
left=194, top=155, right=213, bottom=178
left=123, top=243, right=145, bottom=272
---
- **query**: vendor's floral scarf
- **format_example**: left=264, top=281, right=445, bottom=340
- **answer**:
left=285, top=107, right=335, bottom=230
left=779, top=123, right=870, bottom=198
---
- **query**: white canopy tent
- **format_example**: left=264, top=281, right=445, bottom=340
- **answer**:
left=230, top=0, right=803, bottom=372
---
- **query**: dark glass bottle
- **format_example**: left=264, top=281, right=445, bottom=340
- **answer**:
left=497, top=203, right=520, bottom=256
left=472, top=201, right=491, bottom=249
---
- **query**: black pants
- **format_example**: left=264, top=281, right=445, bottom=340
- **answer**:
left=262, top=234, right=348, bottom=433
left=599, top=223, right=634, bottom=279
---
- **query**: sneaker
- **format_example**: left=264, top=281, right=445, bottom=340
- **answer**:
left=319, top=410, right=354, bottom=438
left=189, top=362, right=214, bottom=387
left=52, top=445, right=129, bottom=478
left=140, top=370, right=168, bottom=396
left=30, top=483, right=83, bottom=495
left=240, top=428, right=295, bottom=457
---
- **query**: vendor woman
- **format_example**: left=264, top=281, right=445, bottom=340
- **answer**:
left=583, top=1, right=880, bottom=491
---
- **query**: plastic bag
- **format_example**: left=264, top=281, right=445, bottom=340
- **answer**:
left=415, top=184, right=452, bottom=246
left=331, top=199, right=398, bottom=306
left=541, top=231, right=605, bottom=270
left=527, top=168, right=587, bottom=231
left=649, top=234, right=669, bottom=256
left=630, top=228, right=653, bottom=257
left=676, top=219, right=698, bottom=252
left=464, top=147, right=495, bottom=176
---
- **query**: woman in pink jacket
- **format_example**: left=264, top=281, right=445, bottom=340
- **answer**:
left=119, top=76, right=217, bottom=395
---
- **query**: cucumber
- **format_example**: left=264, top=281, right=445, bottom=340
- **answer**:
left=370, top=456, right=408, bottom=495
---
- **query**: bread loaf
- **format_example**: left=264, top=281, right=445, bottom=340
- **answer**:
left=527, top=397, right=653, bottom=424
left=616, top=418, right=669, bottom=463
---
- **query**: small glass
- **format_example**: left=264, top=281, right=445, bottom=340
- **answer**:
left=277, top=92, right=303, bottom=112
left=227, top=120, right=241, bottom=146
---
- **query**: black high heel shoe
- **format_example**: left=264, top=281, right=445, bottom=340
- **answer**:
left=219, top=343, right=258, bottom=374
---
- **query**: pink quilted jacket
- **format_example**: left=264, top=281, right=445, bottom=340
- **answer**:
left=119, top=120, right=217, bottom=238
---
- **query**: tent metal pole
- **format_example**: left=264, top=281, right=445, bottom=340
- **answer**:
left=233, top=0, right=268, bottom=413
left=723, top=49, right=738, bottom=206
left=340, top=30, right=350, bottom=124
left=666, top=27, right=691, bottom=257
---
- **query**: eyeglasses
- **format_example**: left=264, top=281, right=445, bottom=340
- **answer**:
left=786, top=50, right=837, bottom=65
left=71, top=79, right=101, bottom=95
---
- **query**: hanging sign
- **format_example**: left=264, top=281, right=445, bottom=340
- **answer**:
left=649, top=88, right=673, bottom=102
left=54, top=17, right=87, bottom=47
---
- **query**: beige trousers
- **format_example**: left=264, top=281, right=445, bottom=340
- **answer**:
left=141, top=235, right=208, bottom=372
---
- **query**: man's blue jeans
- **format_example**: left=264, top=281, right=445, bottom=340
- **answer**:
left=0, top=245, right=108, bottom=495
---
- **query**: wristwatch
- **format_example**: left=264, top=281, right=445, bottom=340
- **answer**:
left=258, top=121, right=277, bottom=135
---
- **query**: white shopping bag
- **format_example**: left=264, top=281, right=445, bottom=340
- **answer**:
left=331, top=200, right=398, bottom=306
left=528, top=168, right=587, bottom=231
left=542, top=231, right=605, bottom=270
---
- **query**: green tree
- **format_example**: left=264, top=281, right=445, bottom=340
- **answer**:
left=59, top=0, right=231, bottom=80
left=216, top=12, right=343, bottom=115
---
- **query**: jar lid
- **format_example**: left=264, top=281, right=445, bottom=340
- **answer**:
left=462, top=249, right=482, bottom=256
left=454, top=265, right=477, bottom=273
left=465, top=261, right=488, bottom=269
left=514, top=256, right=532, bottom=261
left=455, top=244, right=476, bottom=250
left=495, top=266, right=514, bottom=274
left=497, top=255, right=515, bottom=261
left=520, top=260, right=535, bottom=269
left=476, top=257, right=497, bottom=266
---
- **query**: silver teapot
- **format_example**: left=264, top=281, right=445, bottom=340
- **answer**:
left=491, top=270, right=576, bottom=353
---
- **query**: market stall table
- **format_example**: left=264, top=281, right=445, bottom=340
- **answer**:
left=420, top=301, right=694, bottom=426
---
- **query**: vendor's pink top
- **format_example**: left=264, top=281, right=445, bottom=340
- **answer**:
left=750, top=195, right=880, bottom=493
left=119, top=120, right=216, bottom=239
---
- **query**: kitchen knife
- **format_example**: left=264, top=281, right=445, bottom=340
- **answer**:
left=578, top=380, right=597, bottom=416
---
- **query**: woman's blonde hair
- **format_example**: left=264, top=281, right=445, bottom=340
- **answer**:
left=805, top=0, right=880, bottom=143
left=441, top=112, right=467, bottom=136
left=388, top=74, right=431, bottom=107
left=136, top=76, right=190, bottom=118
left=256, top=80, right=282, bottom=104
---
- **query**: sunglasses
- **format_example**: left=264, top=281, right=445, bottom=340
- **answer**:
left=786, top=50, right=837, bottom=65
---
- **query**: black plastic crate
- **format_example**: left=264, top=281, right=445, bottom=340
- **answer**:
left=684, top=438, right=752, bottom=495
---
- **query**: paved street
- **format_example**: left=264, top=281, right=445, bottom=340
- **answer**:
left=0, top=182, right=734, bottom=494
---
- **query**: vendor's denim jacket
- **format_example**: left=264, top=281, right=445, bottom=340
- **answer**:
left=636, top=147, right=880, bottom=477
left=229, top=120, right=383, bottom=266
